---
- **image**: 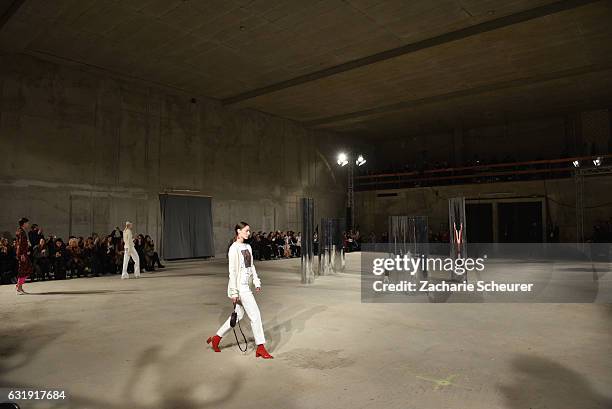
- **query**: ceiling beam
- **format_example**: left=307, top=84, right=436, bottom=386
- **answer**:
left=305, top=63, right=612, bottom=128
left=0, top=0, right=24, bottom=31
left=221, top=0, right=602, bottom=106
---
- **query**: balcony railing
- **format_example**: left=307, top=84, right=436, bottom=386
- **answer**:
left=355, top=154, right=612, bottom=191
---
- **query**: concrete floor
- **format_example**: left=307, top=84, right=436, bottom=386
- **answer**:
left=1, top=254, right=611, bottom=409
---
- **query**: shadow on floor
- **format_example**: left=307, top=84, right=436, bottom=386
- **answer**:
left=499, top=354, right=612, bottom=409
left=138, top=273, right=218, bottom=279
left=212, top=304, right=328, bottom=353
left=1, top=325, right=299, bottom=409
left=0, top=320, right=75, bottom=375
left=557, top=266, right=610, bottom=273
left=23, top=290, right=137, bottom=295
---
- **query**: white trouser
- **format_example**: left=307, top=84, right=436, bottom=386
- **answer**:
left=217, top=286, right=266, bottom=345
left=122, top=247, right=140, bottom=277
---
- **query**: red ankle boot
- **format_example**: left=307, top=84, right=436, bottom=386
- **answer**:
left=255, top=344, right=273, bottom=359
left=206, top=335, right=222, bottom=352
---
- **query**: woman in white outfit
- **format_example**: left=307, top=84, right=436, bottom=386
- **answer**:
left=207, top=221, right=273, bottom=359
left=121, top=221, right=140, bottom=279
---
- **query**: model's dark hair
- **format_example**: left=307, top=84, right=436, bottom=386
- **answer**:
left=233, top=221, right=250, bottom=242
left=18, top=217, right=29, bottom=227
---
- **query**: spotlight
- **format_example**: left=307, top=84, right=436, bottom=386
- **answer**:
left=593, top=157, right=602, bottom=166
left=356, top=155, right=367, bottom=166
left=573, top=160, right=580, bottom=168
left=337, top=152, right=348, bottom=166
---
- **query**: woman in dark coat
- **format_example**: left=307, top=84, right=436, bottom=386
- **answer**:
left=15, top=217, right=32, bottom=294
left=144, top=235, right=164, bottom=271
left=52, top=238, right=68, bottom=280
left=32, top=237, right=51, bottom=281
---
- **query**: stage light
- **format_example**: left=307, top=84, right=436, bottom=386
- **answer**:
left=356, top=155, right=367, bottom=166
left=593, top=157, right=602, bottom=166
left=573, top=160, right=580, bottom=168
left=337, top=152, right=348, bottom=166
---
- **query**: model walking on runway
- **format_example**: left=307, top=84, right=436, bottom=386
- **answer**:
left=15, top=217, right=32, bottom=294
left=207, top=221, right=273, bottom=359
left=121, top=221, right=140, bottom=279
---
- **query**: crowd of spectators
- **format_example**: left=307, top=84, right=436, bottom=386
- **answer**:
left=0, top=223, right=163, bottom=285
left=248, top=231, right=302, bottom=260
left=246, top=229, right=364, bottom=256
left=342, top=230, right=361, bottom=252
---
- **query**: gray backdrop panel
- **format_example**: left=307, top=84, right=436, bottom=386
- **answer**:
left=160, top=194, right=215, bottom=259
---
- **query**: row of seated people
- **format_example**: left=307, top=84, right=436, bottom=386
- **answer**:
left=249, top=231, right=302, bottom=260
left=343, top=230, right=362, bottom=252
left=249, top=229, right=362, bottom=258
left=0, top=226, right=164, bottom=284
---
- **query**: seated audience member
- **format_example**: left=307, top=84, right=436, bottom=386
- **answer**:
left=45, top=235, right=55, bottom=252
left=115, top=243, right=125, bottom=273
left=32, top=238, right=51, bottom=281
left=135, top=234, right=146, bottom=273
left=52, top=238, right=68, bottom=280
left=101, top=236, right=116, bottom=274
left=289, top=232, right=298, bottom=257
left=110, top=226, right=122, bottom=247
left=82, top=237, right=95, bottom=276
left=274, top=232, right=285, bottom=258
left=29, top=224, right=44, bottom=249
left=67, top=238, right=85, bottom=278
left=91, top=236, right=104, bottom=276
left=295, top=232, right=302, bottom=257
left=255, top=232, right=269, bottom=260
left=0, top=238, right=17, bottom=284
left=144, top=235, right=164, bottom=271
left=283, top=232, right=291, bottom=258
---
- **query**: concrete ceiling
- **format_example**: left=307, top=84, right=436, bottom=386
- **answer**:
left=1, top=0, right=611, bottom=137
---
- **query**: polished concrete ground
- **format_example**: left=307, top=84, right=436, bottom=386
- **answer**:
left=1, top=254, right=611, bottom=409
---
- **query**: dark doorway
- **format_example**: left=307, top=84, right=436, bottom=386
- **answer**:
left=466, top=203, right=493, bottom=243
left=498, top=201, right=543, bottom=243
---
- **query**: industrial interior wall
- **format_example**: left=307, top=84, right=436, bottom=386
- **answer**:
left=356, top=175, right=612, bottom=243
left=0, top=54, right=346, bottom=257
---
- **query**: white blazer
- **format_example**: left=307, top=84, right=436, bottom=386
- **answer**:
left=227, top=241, right=261, bottom=298
left=123, top=228, right=134, bottom=250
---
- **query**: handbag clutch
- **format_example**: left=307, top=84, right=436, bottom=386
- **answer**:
left=230, top=302, right=238, bottom=328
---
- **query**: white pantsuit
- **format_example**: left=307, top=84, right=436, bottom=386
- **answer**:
left=122, top=247, right=140, bottom=278
left=217, top=241, right=266, bottom=345
left=216, top=285, right=265, bottom=345
left=121, top=227, right=140, bottom=278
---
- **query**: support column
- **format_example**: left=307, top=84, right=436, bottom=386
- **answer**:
left=347, top=162, right=354, bottom=231
left=300, top=198, right=315, bottom=284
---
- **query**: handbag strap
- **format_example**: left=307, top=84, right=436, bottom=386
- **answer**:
left=232, top=302, right=248, bottom=353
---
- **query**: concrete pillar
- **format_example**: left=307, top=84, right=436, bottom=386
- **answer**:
left=300, top=198, right=315, bottom=284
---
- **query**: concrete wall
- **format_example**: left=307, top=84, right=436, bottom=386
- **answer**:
left=369, top=113, right=611, bottom=171
left=0, top=54, right=347, bottom=257
left=356, top=175, right=612, bottom=242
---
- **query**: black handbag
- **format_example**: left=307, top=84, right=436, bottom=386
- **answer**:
left=230, top=309, right=238, bottom=328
